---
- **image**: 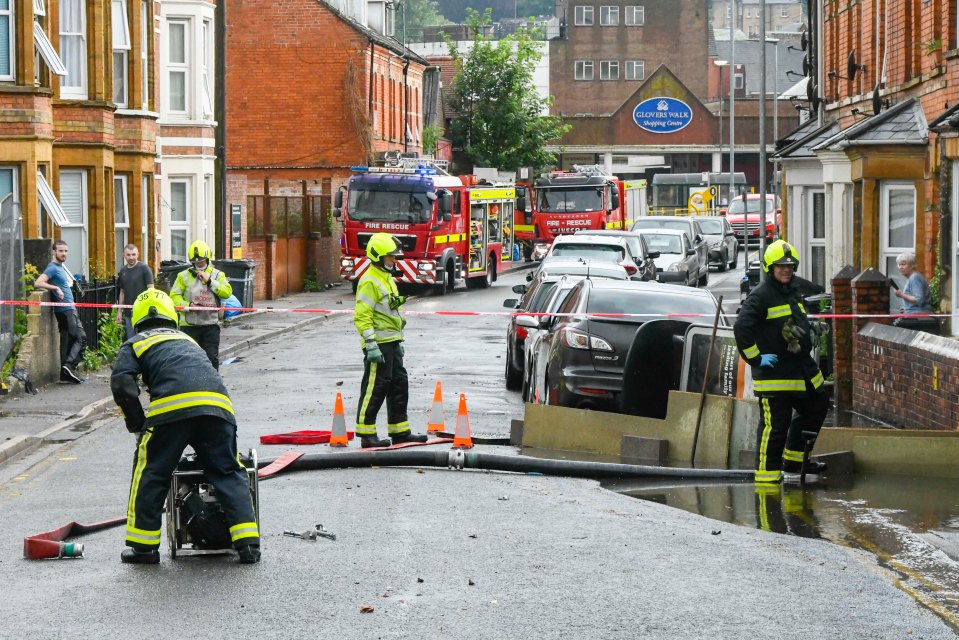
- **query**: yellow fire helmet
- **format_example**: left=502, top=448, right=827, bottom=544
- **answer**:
left=188, top=240, right=213, bottom=264
left=762, top=239, right=800, bottom=273
left=366, top=232, right=402, bottom=263
left=131, top=289, right=179, bottom=331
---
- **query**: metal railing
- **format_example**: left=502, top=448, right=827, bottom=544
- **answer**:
left=75, top=277, right=118, bottom=353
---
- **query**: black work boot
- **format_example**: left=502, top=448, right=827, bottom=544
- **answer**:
left=236, top=544, right=261, bottom=564
left=782, top=460, right=827, bottom=485
left=360, top=435, right=392, bottom=448
left=121, top=548, right=160, bottom=564
left=390, top=430, right=428, bottom=444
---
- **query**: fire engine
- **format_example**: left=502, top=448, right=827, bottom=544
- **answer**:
left=334, top=157, right=518, bottom=295
left=513, top=164, right=626, bottom=261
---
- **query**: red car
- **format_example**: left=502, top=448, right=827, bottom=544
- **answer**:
left=722, top=194, right=781, bottom=247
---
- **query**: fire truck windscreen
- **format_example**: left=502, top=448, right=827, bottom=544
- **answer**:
left=348, top=187, right=434, bottom=224
left=537, top=187, right=604, bottom=214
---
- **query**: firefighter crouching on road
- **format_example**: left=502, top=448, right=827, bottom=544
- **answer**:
left=734, top=240, right=829, bottom=485
left=170, top=240, right=231, bottom=369
left=354, top=233, right=429, bottom=448
left=111, top=289, right=260, bottom=564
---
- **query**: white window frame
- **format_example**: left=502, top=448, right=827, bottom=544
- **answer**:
left=600, top=5, right=619, bottom=26
left=203, top=174, right=212, bottom=240
left=111, top=0, right=130, bottom=106
left=201, top=19, right=213, bottom=116
left=745, top=8, right=751, bottom=18
left=168, top=177, right=191, bottom=261
left=167, top=19, right=189, bottom=115
left=114, top=174, right=129, bottom=269
left=34, top=22, right=67, bottom=76
left=58, top=169, right=88, bottom=276
left=141, top=174, right=149, bottom=240
left=0, top=166, right=18, bottom=205
left=574, top=5, right=594, bottom=26
left=59, top=0, right=87, bottom=99
left=780, top=5, right=788, bottom=17
left=733, top=73, right=744, bottom=89
left=625, top=59, right=645, bottom=80
left=34, top=0, right=44, bottom=16
left=140, top=0, right=148, bottom=108
left=600, top=60, right=619, bottom=80
left=806, top=189, right=826, bottom=288
left=879, top=181, right=916, bottom=290
left=625, top=5, right=645, bottom=26
left=1, top=0, right=15, bottom=81
left=574, top=60, right=593, bottom=81
left=726, top=6, right=731, bottom=17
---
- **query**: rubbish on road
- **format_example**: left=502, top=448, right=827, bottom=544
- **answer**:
left=313, top=524, right=336, bottom=541
left=498, top=495, right=509, bottom=501
left=258, top=429, right=355, bottom=445
left=453, top=394, right=474, bottom=449
left=360, top=605, right=375, bottom=613
left=330, top=392, right=349, bottom=447
left=427, top=381, right=446, bottom=433
left=284, top=529, right=320, bottom=541
left=23, top=516, right=126, bottom=560
left=468, top=579, right=475, bottom=586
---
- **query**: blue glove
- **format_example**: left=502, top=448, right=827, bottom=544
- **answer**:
left=759, top=354, right=779, bottom=368
left=364, top=344, right=384, bottom=363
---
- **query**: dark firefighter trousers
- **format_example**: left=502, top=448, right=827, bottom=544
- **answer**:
left=355, top=341, right=409, bottom=436
left=181, top=324, right=221, bottom=370
left=125, top=415, right=259, bottom=550
left=755, top=382, right=830, bottom=483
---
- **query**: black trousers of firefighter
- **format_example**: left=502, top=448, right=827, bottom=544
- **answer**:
left=755, top=382, right=830, bottom=481
left=356, top=341, right=409, bottom=436
left=126, top=415, right=258, bottom=551
left=181, top=324, right=221, bottom=370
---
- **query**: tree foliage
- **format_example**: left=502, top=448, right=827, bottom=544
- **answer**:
left=395, top=0, right=445, bottom=43
left=447, top=10, right=569, bottom=171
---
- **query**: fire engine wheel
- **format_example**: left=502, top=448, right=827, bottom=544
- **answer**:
left=432, top=262, right=453, bottom=296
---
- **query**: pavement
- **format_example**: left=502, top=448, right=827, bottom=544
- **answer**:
left=0, top=282, right=359, bottom=465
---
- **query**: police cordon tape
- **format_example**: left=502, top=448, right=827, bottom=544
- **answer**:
left=0, top=298, right=948, bottom=321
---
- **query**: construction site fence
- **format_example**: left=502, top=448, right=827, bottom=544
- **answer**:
left=0, top=197, right=23, bottom=367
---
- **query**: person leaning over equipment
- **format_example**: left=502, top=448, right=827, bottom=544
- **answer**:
left=734, top=240, right=829, bottom=486
left=354, top=232, right=429, bottom=449
left=170, top=240, right=231, bottom=369
left=111, top=289, right=260, bottom=564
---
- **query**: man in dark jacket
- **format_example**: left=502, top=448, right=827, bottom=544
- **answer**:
left=111, top=289, right=259, bottom=564
left=734, top=240, right=829, bottom=485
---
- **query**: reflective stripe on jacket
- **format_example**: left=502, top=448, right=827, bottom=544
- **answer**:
left=733, top=278, right=823, bottom=395
left=170, top=267, right=231, bottom=326
left=354, top=264, right=404, bottom=346
left=111, top=327, right=237, bottom=429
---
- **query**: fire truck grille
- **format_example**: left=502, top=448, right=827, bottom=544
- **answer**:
left=357, top=233, right=418, bottom=253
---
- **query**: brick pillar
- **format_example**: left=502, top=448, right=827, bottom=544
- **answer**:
left=851, top=267, right=892, bottom=334
left=831, top=265, right=857, bottom=407
left=265, top=234, right=277, bottom=300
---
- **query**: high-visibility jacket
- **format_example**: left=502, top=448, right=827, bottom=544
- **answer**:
left=734, top=277, right=824, bottom=395
left=170, top=266, right=231, bottom=327
left=111, top=327, right=236, bottom=431
left=354, top=264, right=404, bottom=347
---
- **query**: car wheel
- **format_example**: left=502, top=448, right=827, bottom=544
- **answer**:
left=729, top=246, right=738, bottom=270
left=718, top=248, right=728, bottom=272
left=505, top=344, right=523, bottom=391
left=433, top=262, right=452, bottom=295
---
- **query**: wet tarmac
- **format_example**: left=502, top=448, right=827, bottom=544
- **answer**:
left=606, top=473, right=959, bottom=629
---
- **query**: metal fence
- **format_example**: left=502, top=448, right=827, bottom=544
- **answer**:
left=75, top=277, right=118, bottom=353
left=0, top=195, right=24, bottom=367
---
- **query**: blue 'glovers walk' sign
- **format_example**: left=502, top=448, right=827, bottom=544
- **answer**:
left=632, top=97, right=694, bottom=134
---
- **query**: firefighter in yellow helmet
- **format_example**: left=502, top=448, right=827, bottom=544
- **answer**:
left=354, top=233, right=429, bottom=448
left=170, top=240, right=232, bottom=369
left=111, top=289, right=259, bottom=564
left=733, top=240, right=829, bottom=485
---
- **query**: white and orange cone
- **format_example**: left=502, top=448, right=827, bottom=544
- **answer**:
left=452, top=393, right=473, bottom=449
left=427, top=381, right=446, bottom=433
left=330, top=392, right=348, bottom=447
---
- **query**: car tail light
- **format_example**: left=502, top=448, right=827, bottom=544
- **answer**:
left=561, top=328, right=612, bottom=351
left=516, top=326, right=528, bottom=340
left=623, top=262, right=638, bottom=275
left=579, top=387, right=608, bottom=395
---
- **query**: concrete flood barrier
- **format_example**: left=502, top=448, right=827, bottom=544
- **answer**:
left=522, top=391, right=959, bottom=479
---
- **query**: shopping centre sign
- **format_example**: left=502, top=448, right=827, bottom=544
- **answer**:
left=632, top=97, right=693, bottom=134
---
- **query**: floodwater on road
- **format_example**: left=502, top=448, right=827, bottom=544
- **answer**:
left=605, top=473, right=959, bottom=629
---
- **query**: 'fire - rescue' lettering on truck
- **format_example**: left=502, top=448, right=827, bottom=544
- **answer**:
left=335, top=160, right=518, bottom=295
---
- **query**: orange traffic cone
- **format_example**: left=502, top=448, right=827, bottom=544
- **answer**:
left=453, top=394, right=473, bottom=449
left=330, top=392, right=348, bottom=447
left=427, top=381, right=445, bottom=433
left=534, top=389, right=540, bottom=405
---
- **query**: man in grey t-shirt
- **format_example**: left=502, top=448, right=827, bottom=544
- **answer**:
left=116, top=244, right=154, bottom=339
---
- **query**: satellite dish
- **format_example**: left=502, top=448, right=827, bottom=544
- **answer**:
left=847, top=51, right=859, bottom=81
left=802, top=56, right=811, bottom=76
left=871, top=85, right=884, bottom=115
left=807, top=77, right=818, bottom=103
left=800, top=30, right=809, bottom=51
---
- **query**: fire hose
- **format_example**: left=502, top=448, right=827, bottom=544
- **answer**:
left=23, top=448, right=754, bottom=559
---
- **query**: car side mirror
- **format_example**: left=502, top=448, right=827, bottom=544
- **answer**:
left=517, top=195, right=527, bottom=213
left=333, top=208, right=342, bottom=218
left=515, top=315, right=539, bottom=329
left=334, top=189, right=344, bottom=209
left=526, top=272, right=534, bottom=282
left=443, top=213, right=452, bottom=222
left=503, top=298, right=519, bottom=308
left=719, top=209, right=727, bottom=216
left=695, top=234, right=704, bottom=244
left=686, top=249, right=696, bottom=256
left=647, top=251, right=660, bottom=259
left=512, top=284, right=527, bottom=294
left=439, top=191, right=453, bottom=215
left=610, top=190, right=620, bottom=210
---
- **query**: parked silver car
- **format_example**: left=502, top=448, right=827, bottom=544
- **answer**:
left=695, top=215, right=738, bottom=271
left=630, top=216, right=709, bottom=286
left=636, top=229, right=700, bottom=287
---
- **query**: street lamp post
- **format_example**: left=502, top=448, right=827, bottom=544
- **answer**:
left=729, top=0, right=736, bottom=212
left=715, top=60, right=728, bottom=187
left=759, top=0, right=768, bottom=269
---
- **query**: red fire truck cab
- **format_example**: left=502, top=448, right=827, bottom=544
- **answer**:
left=335, top=161, right=517, bottom=295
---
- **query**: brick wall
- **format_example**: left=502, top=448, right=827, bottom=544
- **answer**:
left=853, top=323, right=959, bottom=430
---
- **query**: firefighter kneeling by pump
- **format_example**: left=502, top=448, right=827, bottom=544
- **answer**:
left=111, top=289, right=260, bottom=564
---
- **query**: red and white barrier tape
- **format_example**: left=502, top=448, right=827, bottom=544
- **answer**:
left=0, top=298, right=948, bottom=321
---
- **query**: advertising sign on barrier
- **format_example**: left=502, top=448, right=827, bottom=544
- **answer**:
left=680, top=326, right=754, bottom=399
